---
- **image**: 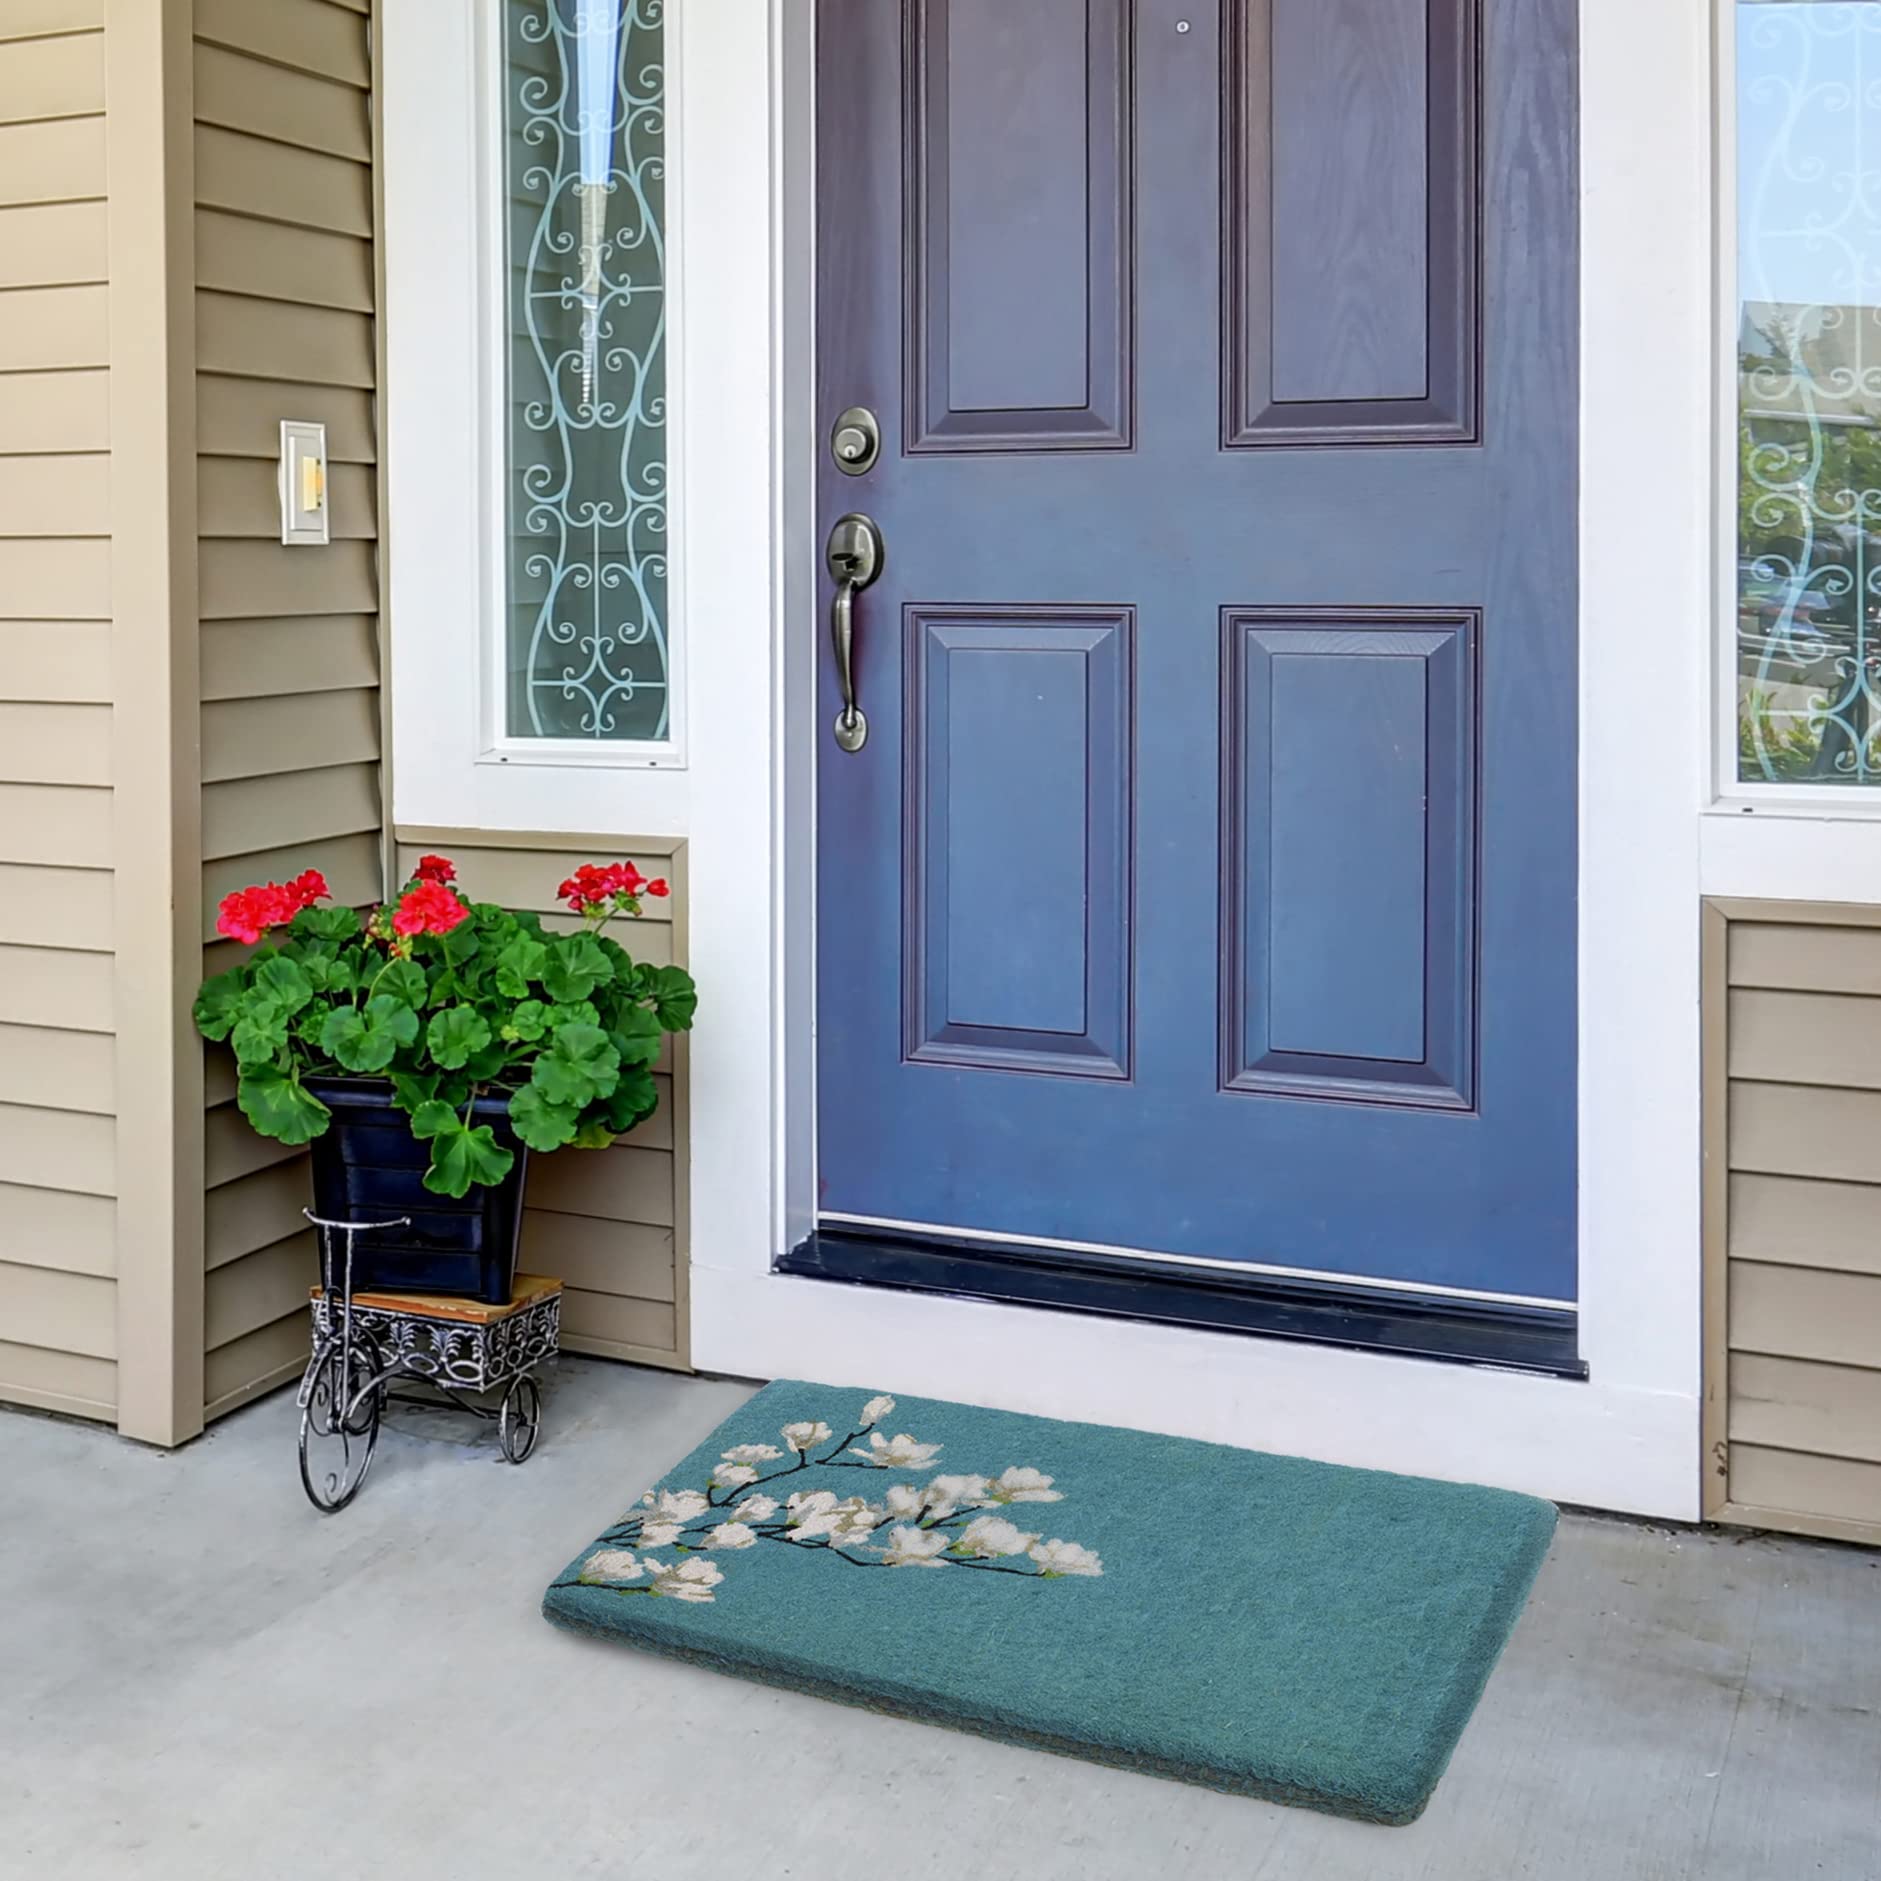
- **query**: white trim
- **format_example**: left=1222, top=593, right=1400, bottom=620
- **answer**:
left=817, top=1213, right=1577, bottom=1312
left=387, top=0, right=1715, bottom=1519
left=685, top=0, right=1711, bottom=1521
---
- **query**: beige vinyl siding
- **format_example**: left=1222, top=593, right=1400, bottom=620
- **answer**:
left=0, top=9, right=116, bottom=1423
left=1705, top=901, right=1881, bottom=1546
left=395, top=830, right=692, bottom=1371
left=196, top=0, right=383, bottom=1423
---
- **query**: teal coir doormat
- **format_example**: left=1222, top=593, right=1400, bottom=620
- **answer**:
left=542, top=1381, right=1555, bottom=1825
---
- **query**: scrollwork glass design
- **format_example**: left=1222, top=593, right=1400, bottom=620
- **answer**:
left=503, top=0, right=667, bottom=741
left=1737, top=2, right=1881, bottom=784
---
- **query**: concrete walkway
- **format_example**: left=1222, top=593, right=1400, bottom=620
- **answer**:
left=4, top=1359, right=1877, bottom=1879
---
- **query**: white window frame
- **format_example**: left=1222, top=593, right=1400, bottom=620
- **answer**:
left=387, top=0, right=691, bottom=844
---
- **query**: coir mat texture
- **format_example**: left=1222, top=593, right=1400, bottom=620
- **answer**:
left=541, top=1380, right=1556, bottom=1825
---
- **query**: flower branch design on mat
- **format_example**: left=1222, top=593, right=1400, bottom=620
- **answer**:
left=554, top=1396, right=1104, bottom=1602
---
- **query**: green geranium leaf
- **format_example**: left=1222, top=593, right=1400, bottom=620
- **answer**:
left=441, top=923, right=482, bottom=966
left=408, top=1098, right=461, bottom=1142
left=501, top=999, right=550, bottom=1044
left=293, top=905, right=361, bottom=943
left=192, top=970, right=247, bottom=1043
left=374, top=957, right=428, bottom=1008
left=230, top=1007, right=289, bottom=1069
left=572, top=1116, right=618, bottom=1150
left=541, top=935, right=613, bottom=1005
left=611, top=1005, right=665, bottom=1069
left=507, top=1084, right=581, bottom=1153
left=545, top=1000, right=600, bottom=1033
left=391, top=1072, right=438, bottom=1113
left=237, top=1065, right=331, bottom=1146
left=646, top=965, right=698, bottom=1032
left=300, top=954, right=357, bottom=997
left=423, top=1119, right=513, bottom=1199
left=320, top=996, right=419, bottom=1074
left=531, top=1022, right=620, bottom=1108
left=601, top=1064, right=659, bottom=1136
left=253, top=955, right=314, bottom=1018
left=494, top=938, right=548, bottom=999
left=426, top=1005, right=492, bottom=1072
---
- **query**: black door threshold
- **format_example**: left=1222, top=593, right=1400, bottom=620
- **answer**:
left=777, top=1226, right=1586, bottom=1381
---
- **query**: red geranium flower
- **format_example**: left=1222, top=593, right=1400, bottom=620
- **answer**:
left=557, top=860, right=655, bottom=916
left=645, top=878, right=669, bottom=898
left=412, top=854, right=456, bottom=886
left=214, top=871, right=330, bottom=945
left=391, top=879, right=471, bottom=938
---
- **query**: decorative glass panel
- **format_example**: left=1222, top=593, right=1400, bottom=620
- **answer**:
left=502, top=0, right=668, bottom=742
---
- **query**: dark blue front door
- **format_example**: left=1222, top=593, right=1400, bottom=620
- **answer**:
left=815, top=0, right=1578, bottom=1303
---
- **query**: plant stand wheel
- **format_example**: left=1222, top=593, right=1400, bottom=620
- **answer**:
left=500, top=1372, right=542, bottom=1464
left=298, top=1334, right=384, bottom=1514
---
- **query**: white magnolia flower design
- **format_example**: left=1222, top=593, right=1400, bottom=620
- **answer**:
left=880, top=1525, right=951, bottom=1568
left=642, top=1488, right=711, bottom=1523
left=646, top=1557, right=725, bottom=1603
left=952, top=1515, right=1041, bottom=1559
left=562, top=1401, right=1103, bottom=1604
left=980, top=1467, right=1063, bottom=1505
left=921, top=1474, right=989, bottom=1519
left=579, top=1548, right=645, bottom=1585
left=848, top=1431, right=944, bottom=1470
left=1029, top=1539, right=1103, bottom=1578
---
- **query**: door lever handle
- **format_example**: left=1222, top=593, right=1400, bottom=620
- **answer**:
left=826, top=513, right=883, bottom=753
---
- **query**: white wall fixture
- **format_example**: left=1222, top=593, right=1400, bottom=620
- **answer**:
left=278, top=420, right=330, bottom=547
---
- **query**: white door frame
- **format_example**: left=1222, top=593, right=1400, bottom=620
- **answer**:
left=387, top=2, right=1714, bottom=1518
left=682, top=0, right=1711, bottom=1518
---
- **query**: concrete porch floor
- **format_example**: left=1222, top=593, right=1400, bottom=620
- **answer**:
left=3, top=1358, right=1877, bottom=1879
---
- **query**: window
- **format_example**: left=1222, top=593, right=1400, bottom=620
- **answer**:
left=500, top=0, right=668, bottom=745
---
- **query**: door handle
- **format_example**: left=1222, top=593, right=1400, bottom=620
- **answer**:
left=826, top=512, right=883, bottom=753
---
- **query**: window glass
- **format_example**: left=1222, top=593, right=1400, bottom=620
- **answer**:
left=503, top=0, right=668, bottom=742
left=1737, top=1, right=1881, bottom=785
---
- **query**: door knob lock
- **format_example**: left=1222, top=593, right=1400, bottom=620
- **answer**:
left=830, top=406, right=881, bottom=477
left=827, top=513, right=883, bottom=754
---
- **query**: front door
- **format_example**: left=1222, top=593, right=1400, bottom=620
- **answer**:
left=813, top=0, right=1578, bottom=1309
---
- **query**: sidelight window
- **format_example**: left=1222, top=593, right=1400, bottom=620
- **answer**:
left=1732, top=0, right=1881, bottom=790
left=498, top=0, right=671, bottom=747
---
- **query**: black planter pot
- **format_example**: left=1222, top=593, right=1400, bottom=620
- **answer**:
left=305, top=1077, right=528, bottom=1305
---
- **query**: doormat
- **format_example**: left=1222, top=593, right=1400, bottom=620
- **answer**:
left=541, top=1381, right=1555, bottom=1825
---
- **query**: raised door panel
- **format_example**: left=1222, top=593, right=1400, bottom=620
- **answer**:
left=1222, top=611, right=1477, bottom=1107
left=1224, top=0, right=1478, bottom=446
left=905, top=607, right=1133, bottom=1077
left=905, top=0, right=1133, bottom=450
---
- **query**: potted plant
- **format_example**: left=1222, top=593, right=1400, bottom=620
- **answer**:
left=193, top=855, right=696, bottom=1304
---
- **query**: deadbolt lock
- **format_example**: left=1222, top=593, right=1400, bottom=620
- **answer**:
left=831, top=406, right=881, bottom=477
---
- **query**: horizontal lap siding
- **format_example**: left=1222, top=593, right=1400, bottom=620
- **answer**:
left=196, top=0, right=383, bottom=1423
left=1716, top=910, right=1881, bottom=1545
left=0, top=15, right=115, bottom=1419
left=395, top=831, right=691, bottom=1371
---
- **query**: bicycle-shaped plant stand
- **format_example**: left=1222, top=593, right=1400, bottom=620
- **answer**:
left=297, top=1211, right=562, bottom=1513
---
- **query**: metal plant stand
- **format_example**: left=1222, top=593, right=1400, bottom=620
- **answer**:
left=297, top=1211, right=562, bottom=1514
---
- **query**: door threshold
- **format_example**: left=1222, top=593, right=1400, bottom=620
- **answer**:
left=776, top=1226, right=1586, bottom=1381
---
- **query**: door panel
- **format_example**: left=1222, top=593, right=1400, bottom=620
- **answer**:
left=905, top=607, right=1134, bottom=1080
left=1226, top=0, right=1477, bottom=443
left=816, top=0, right=1578, bottom=1304
left=907, top=0, right=1134, bottom=449
left=1222, top=612, right=1475, bottom=1108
